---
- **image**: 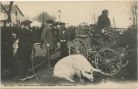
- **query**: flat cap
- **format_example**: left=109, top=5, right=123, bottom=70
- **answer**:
left=60, top=22, right=65, bottom=25
left=21, top=20, right=32, bottom=25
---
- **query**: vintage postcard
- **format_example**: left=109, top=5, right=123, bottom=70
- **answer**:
left=0, top=0, right=138, bottom=88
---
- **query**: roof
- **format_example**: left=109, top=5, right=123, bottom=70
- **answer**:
left=15, top=5, right=24, bottom=16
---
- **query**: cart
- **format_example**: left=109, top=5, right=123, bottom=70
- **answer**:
left=69, top=26, right=128, bottom=76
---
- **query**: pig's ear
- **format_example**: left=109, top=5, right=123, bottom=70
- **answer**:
left=93, top=68, right=101, bottom=72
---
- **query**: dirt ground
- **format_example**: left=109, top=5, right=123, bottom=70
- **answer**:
left=2, top=67, right=137, bottom=88
left=1, top=50, right=136, bottom=86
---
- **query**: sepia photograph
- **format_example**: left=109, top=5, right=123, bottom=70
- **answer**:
left=0, top=0, right=138, bottom=88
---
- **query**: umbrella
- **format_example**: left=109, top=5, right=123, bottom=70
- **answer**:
left=31, top=21, right=41, bottom=27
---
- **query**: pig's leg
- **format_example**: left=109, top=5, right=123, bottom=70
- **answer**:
left=64, top=77, right=75, bottom=82
left=61, top=69, right=76, bottom=82
left=76, top=71, right=84, bottom=83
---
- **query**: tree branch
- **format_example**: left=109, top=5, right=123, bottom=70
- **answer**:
left=0, top=2, right=8, bottom=14
left=8, top=1, right=14, bottom=21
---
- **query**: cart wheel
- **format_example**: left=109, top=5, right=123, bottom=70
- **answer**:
left=68, top=38, right=88, bottom=57
left=94, top=48, right=122, bottom=76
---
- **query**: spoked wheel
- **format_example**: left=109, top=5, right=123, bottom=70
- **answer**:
left=93, top=48, right=122, bottom=76
left=68, top=38, right=88, bottom=57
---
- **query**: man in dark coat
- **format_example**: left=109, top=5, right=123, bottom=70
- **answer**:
left=41, top=20, right=56, bottom=68
left=59, top=23, right=68, bottom=58
left=1, top=20, right=14, bottom=73
left=96, top=10, right=111, bottom=33
left=41, top=20, right=56, bottom=52
left=16, top=20, right=34, bottom=81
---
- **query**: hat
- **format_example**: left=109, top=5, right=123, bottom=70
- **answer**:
left=52, top=22, right=58, bottom=26
left=21, top=20, right=32, bottom=25
left=60, top=22, right=65, bottom=25
left=46, top=19, right=54, bottom=24
left=102, top=9, right=108, bottom=15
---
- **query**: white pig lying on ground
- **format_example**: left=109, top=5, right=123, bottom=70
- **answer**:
left=53, top=54, right=101, bottom=82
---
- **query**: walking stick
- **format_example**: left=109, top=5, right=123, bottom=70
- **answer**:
left=47, top=44, right=51, bottom=68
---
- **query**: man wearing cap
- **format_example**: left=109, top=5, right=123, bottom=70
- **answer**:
left=41, top=19, right=56, bottom=68
left=41, top=19, right=56, bottom=50
left=16, top=20, right=34, bottom=81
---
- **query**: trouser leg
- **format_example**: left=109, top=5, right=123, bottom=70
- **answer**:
left=60, top=41, right=68, bottom=58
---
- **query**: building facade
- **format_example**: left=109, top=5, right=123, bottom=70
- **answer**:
left=0, top=4, right=24, bottom=24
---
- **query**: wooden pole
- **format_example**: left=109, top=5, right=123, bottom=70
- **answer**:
left=113, top=17, right=116, bottom=28
left=47, top=46, right=51, bottom=68
left=94, top=12, right=96, bottom=24
left=43, top=12, right=44, bottom=24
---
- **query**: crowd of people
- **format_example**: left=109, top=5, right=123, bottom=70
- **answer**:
left=1, top=18, right=73, bottom=81
left=1, top=9, right=111, bottom=81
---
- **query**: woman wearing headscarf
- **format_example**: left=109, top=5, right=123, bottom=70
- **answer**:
left=96, top=10, right=111, bottom=33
